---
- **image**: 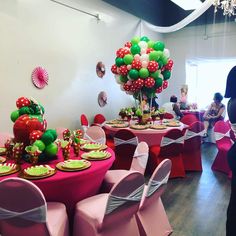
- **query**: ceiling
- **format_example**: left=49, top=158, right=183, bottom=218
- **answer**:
left=102, top=0, right=235, bottom=27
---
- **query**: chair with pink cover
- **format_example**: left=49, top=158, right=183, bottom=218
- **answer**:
left=136, top=159, right=173, bottom=236
left=112, top=129, right=138, bottom=170
left=163, top=113, right=174, bottom=119
left=83, top=126, right=106, bottom=145
left=73, top=172, right=144, bottom=236
left=0, top=132, right=13, bottom=147
left=102, top=141, right=149, bottom=192
left=80, top=114, right=89, bottom=133
left=182, top=121, right=205, bottom=171
left=148, top=129, right=185, bottom=178
left=212, top=120, right=233, bottom=177
left=0, top=177, right=69, bottom=236
left=93, top=114, right=106, bottom=127
left=180, top=114, right=199, bottom=125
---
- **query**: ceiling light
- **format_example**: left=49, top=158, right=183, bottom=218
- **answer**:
left=212, top=0, right=236, bottom=17
left=170, top=0, right=203, bottom=10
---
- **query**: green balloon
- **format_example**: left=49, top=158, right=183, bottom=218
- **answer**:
left=130, top=44, right=141, bottom=55
left=128, top=69, right=139, bottom=80
left=150, top=71, right=160, bottom=79
left=149, top=51, right=162, bottom=61
left=19, top=106, right=32, bottom=116
left=120, top=75, right=128, bottom=83
left=139, top=68, right=149, bottom=78
left=10, top=110, right=19, bottom=122
left=41, top=132, right=54, bottom=145
left=163, top=70, right=171, bottom=80
left=147, top=40, right=155, bottom=48
left=131, top=36, right=140, bottom=45
left=115, top=57, right=124, bottom=67
left=47, top=129, right=57, bottom=141
left=140, top=36, right=150, bottom=42
left=162, top=56, right=168, bottom=65
left=155, top=78, right=163, bottom=87
left=33, top=140, right=45, bottom=151
left=157, top=60, right=164, bottom=69
left=153, top=41, right=165, bottom=51
left=44, top=143, right=58, bottom=157
left=123, top=54, right=134, bottom=65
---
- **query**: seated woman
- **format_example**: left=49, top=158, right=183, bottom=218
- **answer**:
left=161, top=95, right=183, bottom=119
left=203, top=92, right=225, bottom=136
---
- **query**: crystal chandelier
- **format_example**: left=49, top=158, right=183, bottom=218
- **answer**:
left=212, top=0, right=236, bottom=16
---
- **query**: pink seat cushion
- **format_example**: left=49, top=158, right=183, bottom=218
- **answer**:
left=47, top=202, right=69, bottom=236
left=218, top=143, right=232, bottom=151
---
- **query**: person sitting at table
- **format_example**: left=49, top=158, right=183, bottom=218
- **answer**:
left=203, top=92, right=225, bottom=137
left=179, top=85, right=188, bottom=110
left=161, top=95, right=183, bottom=119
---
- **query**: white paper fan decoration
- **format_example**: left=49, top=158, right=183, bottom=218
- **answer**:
left=31, top=66, right=49, bottom=89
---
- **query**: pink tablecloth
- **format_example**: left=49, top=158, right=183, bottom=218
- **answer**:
left=104, top=122, right=187, bottom=146
left=0, top=148, right=115, bottom=220
left=181, top=110, right=205, bottom=121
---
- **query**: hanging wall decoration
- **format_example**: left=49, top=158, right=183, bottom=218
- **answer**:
left=31, top=66, right=49, bottom=89
left=96, top=61, right=106, bottom=78
left=97, top=91, right=107, bottom=107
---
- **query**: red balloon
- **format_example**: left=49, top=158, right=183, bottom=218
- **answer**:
left=16, top=97, right=31, bottom=109
left=156, top=87, right=163, bottom=93
left=124, top=42, right=132, bottom=48
left=131, top=60, right=142, bottom=70
left=116, top=48, right=125, bottom=58
left=111, top=64, right=118, bottom=74
left=119, top=65, right=128, bottom=76
left=144, top=77, right=155, bottom=88
left=163, top=80, right=169, bottom=89
left=147, top=61, right=158, bottom=72
left=146, top=48, right=154, bottom=54
left=123, top=83, right=130, bottom=91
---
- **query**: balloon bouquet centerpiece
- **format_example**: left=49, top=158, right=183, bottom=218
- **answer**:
left=10, top=97, right=58, bottom=164
left=111, top=36, right=174, bottom=124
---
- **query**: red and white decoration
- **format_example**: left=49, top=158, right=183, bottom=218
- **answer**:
left=31, top=67, right=49, bottom=89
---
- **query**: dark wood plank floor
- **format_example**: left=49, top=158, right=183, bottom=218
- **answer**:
left=162, top=143, right=231, bottom=236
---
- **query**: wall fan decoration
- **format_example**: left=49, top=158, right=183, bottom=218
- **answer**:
left=31, top=66, right=49, bottom=89
left=96, top=61, right=105, bottom=78
left=98, top=91, right=107, bottom=107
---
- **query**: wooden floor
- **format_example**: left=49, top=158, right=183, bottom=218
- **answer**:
left=162, top=143, right=231, bottom=236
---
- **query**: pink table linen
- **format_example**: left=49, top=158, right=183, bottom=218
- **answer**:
left=104, top=123, right=187, bottom=146
left=0, top=147, right=115, bottom=220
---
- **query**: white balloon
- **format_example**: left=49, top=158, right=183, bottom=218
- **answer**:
left=141, top=48, right=146, bottom=55
left=142, top=61, right=148, bottom=68
left=115, top=75, right=122, bottom=84
left=134, top=54, right=140, bottom=60
left=127, top=65, right=132, bottom=70
left=138, top=41, right=148, bottom=49
left=127, top=80, right=132, bottom=86
left=120, top=84, right=125, bottom=91
left=163, top=48, right=170, bottom=58
left=159, top=74, right=164, bottom=80
left=140, top=54, right=149, bottom=62
left=126, top=91, right=134, bottom=95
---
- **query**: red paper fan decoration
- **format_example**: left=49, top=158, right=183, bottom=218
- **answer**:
left=31, top=67, right=49, bottom=89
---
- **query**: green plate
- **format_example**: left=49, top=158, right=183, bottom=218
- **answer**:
left=88, top=151, right=107, bottom=159
left=0, top=147, right=6, bottom=155
left=25, top=166, right=49, bottom=176
left=0, top=164, right=12, bottom=173
left=63, top=160, right=85, bottom=169
left=82, top=143, right=102, bottom=150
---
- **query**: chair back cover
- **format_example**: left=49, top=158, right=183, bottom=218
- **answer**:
left=93, top=114, right=106, bottom=127
left=163, top=113, right=174, bottom=119
left=80, top=114, right=89, bottom=133
left=160, top=129, right=184, bottom=157
left=103, top=172, right=144, bottom=228
left=214, top=120, right=232, bottom=145
left=113, top=129, right=138, bottom=170
left=0, top=177, right=50, bottom=236
left=180, top=114, right=199, bottom=125
left=130, top=142, right=149, bottom=175
left=0, top=132, right=13, bottom=147
left=141, top=159, right=171, bottom=209
left=84, top=126, right=106, bottom=144
left=184, top=121, right=204, bottom=152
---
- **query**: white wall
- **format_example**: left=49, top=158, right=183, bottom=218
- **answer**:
left=0, top=0, right=162, bottom=133
left=162, top=22, right=236, bottom=104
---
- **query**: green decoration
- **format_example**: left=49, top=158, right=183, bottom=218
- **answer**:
left=131, top=36, right=140, bottom=45
left=120, top=75, right=128, bottom=83
left=128, top=69, right=139, bottom=80
left=130, top=44, right=141, bottom=55
left=33, top=140, right=46, bottom=151
left=163, top=70, right=171, bottom=80
left=153, top=41, right=165, bottom=51
left=155, top=78, right=163, bottom=87
left=123, top=54, right=134, bottom=65
left=10, top=110, right=19, bottom=122
left=139, top=68, right=149, bottom=78
left=115, top=57, right=124, bottom=67
left=44, top=143, right=58, bottom=157
left=140, top=36, right=150, bottom=42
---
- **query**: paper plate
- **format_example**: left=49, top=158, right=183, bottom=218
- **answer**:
left=0, top=163, right=20, bottom=176
left=149, top=125, right=167, bottom=130
left=130, top=125, right=148, bottom=130
left=81, top=151, right=111, bottom=161
left=81, top=143, right=107, bottom=151
left=56, top=159, right=91, bottom=172
left=0, top=147, right=6, bottom=155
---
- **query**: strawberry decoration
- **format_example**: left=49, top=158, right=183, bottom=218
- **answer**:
left=119, top=65, right=128, bottom=76
left=133, top=78, right=144, bottom=90
left=129, top=84, right=136, bottom=92
left=147, top=61, right=159, bottom=72
left=124, top=42, right=132, bottom=48
left=74, top=129, right=83, bottom=138
left=146, top=48, right=154, bottom=54
left=156, top=87, right=163, bottom=93
left=123, top=48, right=130, bottom=56
left=61, top=141, right=71, bottom=160
left=29, top=130, right=43, bottom=143
left=16, top=97, right=31, bottom=109
left=163, top=80, right=169, bottom=89
left=123, top=83, right=130, bottom=91
left=116, top=48, right=125, bottom=58
left=144, top=77, right=155, bottom=88
left=131, top=60, right=142, bottom=70
left=111, top=64, right=118, bottom=74
left=12, top=142, right=24, bottom=164
left=63, top=129, right=71, bottom=141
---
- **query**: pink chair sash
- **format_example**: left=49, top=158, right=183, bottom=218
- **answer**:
left=214, top=130, right=233, bottom=143
left=185, top=129, right=205, bottom=140
left=81, top=125, right=88, bottom=133
left=0, top=205, right=46, bottom=222
left=161, top=136, right=184, bottom=147
left=105, top=184, right=144, bottom=215
left=114, top=137, right=138, bottom=146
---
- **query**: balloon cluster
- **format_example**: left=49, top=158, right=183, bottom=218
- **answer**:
left=111, top=36, right=174, bottom=99
left=10, top=97, right=58, bottom=160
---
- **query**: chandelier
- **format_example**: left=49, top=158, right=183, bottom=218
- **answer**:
left=212, top=0, right=236, bottom=16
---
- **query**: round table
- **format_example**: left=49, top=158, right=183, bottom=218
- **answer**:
left=0, top=147, right=115, bottom=220
left=104, top=121, right=187, bottom=146
left=181, top=110, right=205, bottom=121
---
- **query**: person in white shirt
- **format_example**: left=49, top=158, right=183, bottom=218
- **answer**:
left=161, top=95, right=183, bottom=119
